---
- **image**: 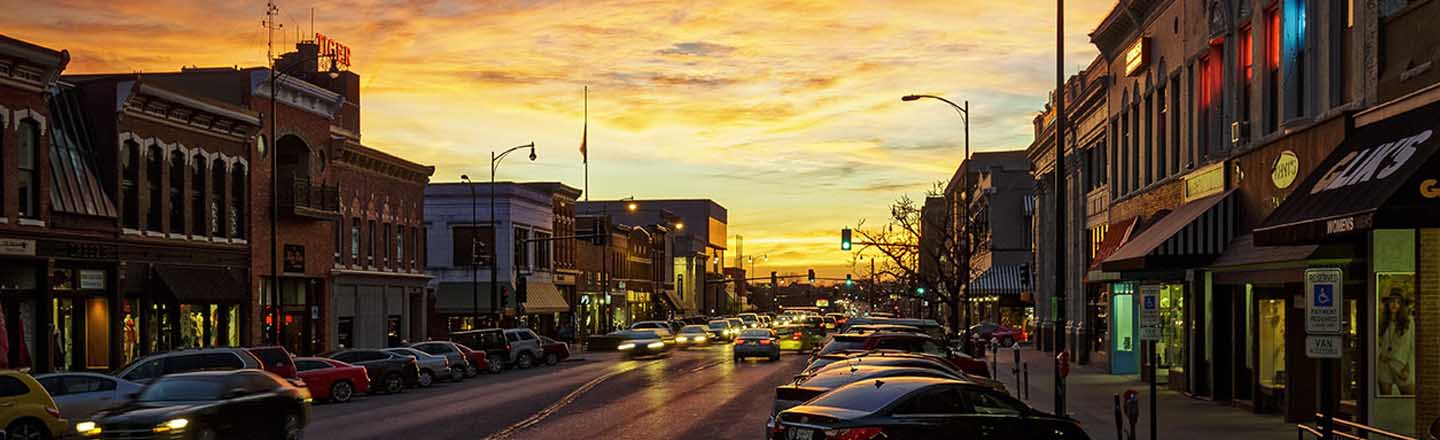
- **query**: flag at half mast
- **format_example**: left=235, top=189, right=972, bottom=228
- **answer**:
left=580, top=86, right=588, bottom=163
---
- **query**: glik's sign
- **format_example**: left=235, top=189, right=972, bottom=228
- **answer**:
left=1311, top=129, right=1431, bottom=194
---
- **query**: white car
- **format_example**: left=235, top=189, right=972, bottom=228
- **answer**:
left=35, top=372, right=143, bottom=422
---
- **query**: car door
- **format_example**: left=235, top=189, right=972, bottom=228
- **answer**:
left=121, top=357, right=164, bottom=383
left=885, top=386, right=973, bottom=438
left=58, top=376, right=119, bottom=420
left=295, top=359, right=334, bottom=395
left=956, top=386, right=1026, bottom=439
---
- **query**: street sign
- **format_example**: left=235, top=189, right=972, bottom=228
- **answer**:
left=1304, top=268, right=1344, bottom=335
left=1139, top=285, right=1160, bottom=341
left=1305, top=335, right=1343, bottom=359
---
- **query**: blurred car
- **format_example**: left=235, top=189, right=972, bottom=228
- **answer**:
left=502, top=328, right=547, bottom=369
left=771, top=365, right=961, bottom=418
left=706, top=319, right=735, bottom=340
left=822, top=316, right=838, bottom=331
left=737, top=313, right=760, bottom=328
left=455, top=343, right=496, bottom=374
left=845, top=324, right=923, bottom=335
left=114, top=347, right=265, bottom=384
left=449, top=328, right=511, bottom=371
left=757, top=316, right=773, bottom=328
left=772, top=324, right=822, bottom=352
left=802, top=351, right=1009, bottom=393
left=771, top=377, right=1088, bottom=440
left=629, top=321, right=676, bottom=344
left=537, top=336, right=571, bottom=365
left=812, top=332, right=989, bottom=378
left=410, top=341, right=476, bottom=377
left=246, top=346, right=298, bottom=379
left=36, top=372, right=142, bottom=423
left=0, top=370, right=69, bottom=439
left=825, top=312, right=849, bottom=327
left=384, top=347, right=456, bottom=386
left=323, top=349, right=420, bottom=394
left=616, top=330, right=669, bottom=358
left=294, top=357, right=370, bottom=403
left=726, top=318, right=746, bottom=334
left=79, top=370, right=311, bottom=440
left=966, top=322, right=1027, bottom=347
left=733, top=328, right=781, bottom=362
left=675, top=325, right=712, bottom=347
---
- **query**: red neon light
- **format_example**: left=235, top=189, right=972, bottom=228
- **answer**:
left=315, top=32, right=352, bottom=68
left=1267, top=10, right=1281, bottom=69
left=1240, top=26, right=1254, bottom=81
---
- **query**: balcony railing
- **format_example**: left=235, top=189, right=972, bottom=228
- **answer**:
left=278, top=175, right=339, bottom=219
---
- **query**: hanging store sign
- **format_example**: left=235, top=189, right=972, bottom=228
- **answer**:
left=1272, top=151, right=1300, bottom=189
left=78, top=270, right=105, bottom=290
left=1138, top=285, right=1160, bottom=341
left=1304, top=268, right=1343, bottom=334
left=1124, top=37, right=1151, bottom=76
left=314, top=33, right=352, bottom=68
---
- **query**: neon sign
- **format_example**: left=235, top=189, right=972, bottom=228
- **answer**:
left=315, top=32, right=352, bottom=68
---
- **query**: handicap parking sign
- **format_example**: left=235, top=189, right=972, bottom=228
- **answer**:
left=1143, top=295, right=1157, bottom=309
left=1304, top=268, right=1343, bottom=336
left=1313, top=285, right=1334, bottom=307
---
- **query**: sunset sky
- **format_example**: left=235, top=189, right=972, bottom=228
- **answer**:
left=9, top=0, right=1110, bottom=278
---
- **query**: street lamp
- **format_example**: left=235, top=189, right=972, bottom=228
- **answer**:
left=746, top=254, right=768, bottom=275
left=490, top=142, right=537, bottom=322
left=461, top=174, right=479, bottom=329
left=901, top=93, right=972, bottom=336
left=267, top=48, right=343, bottom=350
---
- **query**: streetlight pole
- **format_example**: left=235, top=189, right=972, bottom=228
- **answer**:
left=461, top=175, right=478, bottom=328
left=489, top=143, right=537, bottom=325
left=901, top=94, right=970, bottom=339
left=1053, top=0, right=1069, bottom=417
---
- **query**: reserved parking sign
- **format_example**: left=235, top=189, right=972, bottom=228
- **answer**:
left=1304, top=268, right=1343, bottom=335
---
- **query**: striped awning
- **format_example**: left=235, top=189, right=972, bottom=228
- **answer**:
left=1101, top=190, right=1236, bottom=272
left=969, top=264, right=1027, bottom=296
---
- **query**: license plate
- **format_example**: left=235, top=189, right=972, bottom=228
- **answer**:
left=786, top=428, right=814, bottom=440
left=748, top=341, right=758, bottom=345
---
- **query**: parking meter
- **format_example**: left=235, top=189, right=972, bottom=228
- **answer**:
left=1056, top=351, right=1070, bottom=378
left=1122, top=389, right=1140, bottom=440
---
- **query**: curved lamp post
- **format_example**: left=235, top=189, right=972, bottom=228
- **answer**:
left=490, top=143, right=536, bottom=322
left=900, top=94, right=972, bottom=336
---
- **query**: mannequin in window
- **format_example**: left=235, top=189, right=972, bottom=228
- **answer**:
left=1378, top=289, right=1414, bottom=396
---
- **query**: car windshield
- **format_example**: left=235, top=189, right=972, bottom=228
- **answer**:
left=707, top=321, right=727, bottom=329
left=681, top=326, right=707, bottom=333
left=740, top=329, right=771, bottom=338
left=628, top=330, right=659, bottom=340
left=138, top=377, right=226, bottom=402
left=816, top=337, right=868, bottom=356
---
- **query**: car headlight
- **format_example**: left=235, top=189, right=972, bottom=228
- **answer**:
left=647, top=342, right=665, bottom=349
left=618, top=343, right=636, bottom=350
left=153, top=418, right=188, bottom=433
left=676, top=336, right=688, bottom=342
left=76, top=421, right=101, bottom=437
left=695, top=336, right=706, bottom=342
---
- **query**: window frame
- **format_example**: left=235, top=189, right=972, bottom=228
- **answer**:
left=16, top=119, right=41, bottom=219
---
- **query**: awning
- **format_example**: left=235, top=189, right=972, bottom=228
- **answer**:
left=153, top=266, right=246, bottom=304
left=1255, top=99, right=1440, bottom=245
left=434, top=282, right=499, bottom=314
left=1101, top=190, right=1236, bottom=272
left=969, top=264, right=1027, bottom=296
left=48, top=84, right=117, bottom=218
left=1088, top=217, right=1140, bottom=273
left=1210, top=234, right=1319, bottom=269
left=656, top=289, right=682, bottom=313
left=521, top=282, right=569, bottom=315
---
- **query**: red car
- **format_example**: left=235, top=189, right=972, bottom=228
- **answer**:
left=247, top=346, right=298, bottom=379
left=456, top=343, right=498, bottom=374
left=295, top=356, right=370, bottom=403
left=813, top=332, right=990, bottom=378
left=538, top=336, right=571, bottom=365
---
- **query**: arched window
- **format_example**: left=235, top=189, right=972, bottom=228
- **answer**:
left=17, top=119, right=41, bottom=219
left=191, top=153, right=206, bottom=235
left=121, top=141, right=140, bottom=228
left=210, top=159, right=225, bottom=237
left=230, top=164, right=245, bottom=239
left=146, top=145, right=163, bottom=231
left=169, top=150, right=185, bottom=233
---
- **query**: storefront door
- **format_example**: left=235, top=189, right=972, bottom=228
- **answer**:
left=1110, top=283, right=1137, bottom=374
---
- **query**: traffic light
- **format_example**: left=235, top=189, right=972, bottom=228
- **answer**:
left=1018, top=263, right=1030, bottom=290
left=771, top=271, right=778, bottom=288
left=808, top=269, right=816, bottom=284
left=916, top=287, right=926, bottom=296
left=841, top=228, right=853, bottom=251
left=845, top=274, right=853, bottom=286
left=516, top=275, right=529, bottom=305
left=500, top=286, right=511, bottom=308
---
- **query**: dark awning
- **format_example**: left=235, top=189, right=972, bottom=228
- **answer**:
left=1101, top=190, right=1236, bottom=272
left=1254, top=99, right=1440, bottom=245
left=1210, top=234, right=1319, bottom=269
left=48, top=84, right=117, bottom=218
left=969, top=264, right=1026, bottom=296
left=153, top=266, right=246, bottom=304
left=1088, top=217, right=1140, bottom=273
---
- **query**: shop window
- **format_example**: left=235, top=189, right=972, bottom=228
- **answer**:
left=229, top=165, right=245, bottom=239
left=169, top=150, right=185, bottom=232
left=121, top=141, right=140, bottom=228
left=122, top=299, right=139, bottom=366
left=16, top=119, right=40, bottom=219
left=1376, top=272, right=1415, bottom=396
left=1258, top=298, right=1286, bottom=390
left=1159, top=284, right=1185, bottom=371
left=386, top=315, right=402, bottom=347
left=350, top=218, right=361, bottom=263
left=1114, top=290, right=1133, bottom=354
left=210, top=159, right=225, bottom=237
left=191, top=153, right=206, bottom=236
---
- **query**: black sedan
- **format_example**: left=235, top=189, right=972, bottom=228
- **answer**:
left=79, top=369, right=310, bottom=440
left=771, top=377, right=1088, bottom=440
left=616, top=330, right=670, bottom=358
left=324, top=349, right=421, bottom=394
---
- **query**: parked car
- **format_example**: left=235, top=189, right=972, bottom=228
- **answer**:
left=771, top=377, right=1088, bottom=440
left=113, top=347, right=265, bottom=384
left=79, top=370, right=312, bottom=440
left=384, top=347, right=456, bottom=385
left=616, top=330, right=669, bottom=358
left=0, top=370, right=69, bottom=440
left=294, top=357, right=370, bottom=403
left=501, top=328, right=547, bottom=369
left=675, top=325, right=713, bottom=347
left=323, top=349, right=420, bottom=394
left=772, top=365, right=961, bottom=418
left=772, top=324, right=823, bottom=352
left=36, top=372, right=142, bottom=423
left=410, top=341, right=476, bottom=377
left=733, top=328, right=781, bottom=362
left=802, top=351, right=1009, bottom=393
left=825, top=312, right=849, bottom=327
left=812, top=332, right=989, bottom=378
left=966, top=322, right=1027, bottom=347
left=846, top=324, right=923, bottom=335
left=537, top=336, right=571, bottom=365
left=454, top=343, right=495, bottom=374
left=246, top=346, right=298, bottom=379
left=449, top=328, right=511, bottom=371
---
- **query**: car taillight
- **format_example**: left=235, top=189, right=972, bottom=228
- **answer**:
left=506, top=344, right=512, bottom=351
left=43, top=406, right=60, bottom=419
left=734, top=338, right=743, bottom=344
left=759, top=339, right=772, bottom=345
left=824, top=427, right=884, bottom=440
left=792, top=332, right=802, bottom=340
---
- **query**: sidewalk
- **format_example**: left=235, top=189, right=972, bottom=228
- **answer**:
left=989, top=346, right=1294, bottom=440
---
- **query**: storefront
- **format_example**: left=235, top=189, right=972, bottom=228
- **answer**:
left=332, top=271, right=429, bottom=349
left=1254, top=94, right=1440, bottom=435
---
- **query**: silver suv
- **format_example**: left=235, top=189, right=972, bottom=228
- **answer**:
left=502, top=328, right=545, bottom=369
left=113, top=347, right=264, bottom=383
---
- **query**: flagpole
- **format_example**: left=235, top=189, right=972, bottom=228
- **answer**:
left=583, top=86, right=589, bottom=201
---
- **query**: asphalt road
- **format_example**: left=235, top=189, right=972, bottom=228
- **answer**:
left=306, top=343, right=807, bottom=440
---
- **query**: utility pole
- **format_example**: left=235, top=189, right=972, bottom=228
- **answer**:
left=1054, top=0, right=1069, bottom=417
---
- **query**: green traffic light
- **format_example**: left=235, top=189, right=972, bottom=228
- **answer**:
left=916, top=287, right=926, bottom=295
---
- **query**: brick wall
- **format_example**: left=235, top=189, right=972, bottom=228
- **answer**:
left=0, top=85, right=52, bottom=224
left=1109, top=177, right=1184, bottom=225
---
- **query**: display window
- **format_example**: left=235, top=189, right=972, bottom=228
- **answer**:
left=1114, top=292, right=1134, bottom=353
left=1157, top=284, right=1185, bottom=371
left=1258, top=298, right=1286, bottom=390
left=1375, top=272, right=1415, bottom=397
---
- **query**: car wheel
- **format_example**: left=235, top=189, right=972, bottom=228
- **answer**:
left=516, top=352, right=534, bottom=369
left=450, top=368, right=466, bottom=382
left=384, top=372, right=405, bottom=394
left=330, top=380, right=355, bottom=403
left=281, top=411, right=304, bottom=440
left=6, top=420, right=50, bottom=440
left=418, top=370, right=435, bottom=388
left=466, top=365, right=480, bottom=377
left=487, top=361, right=504, bottom=374
left=544, top=352, right=559, bottom=366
